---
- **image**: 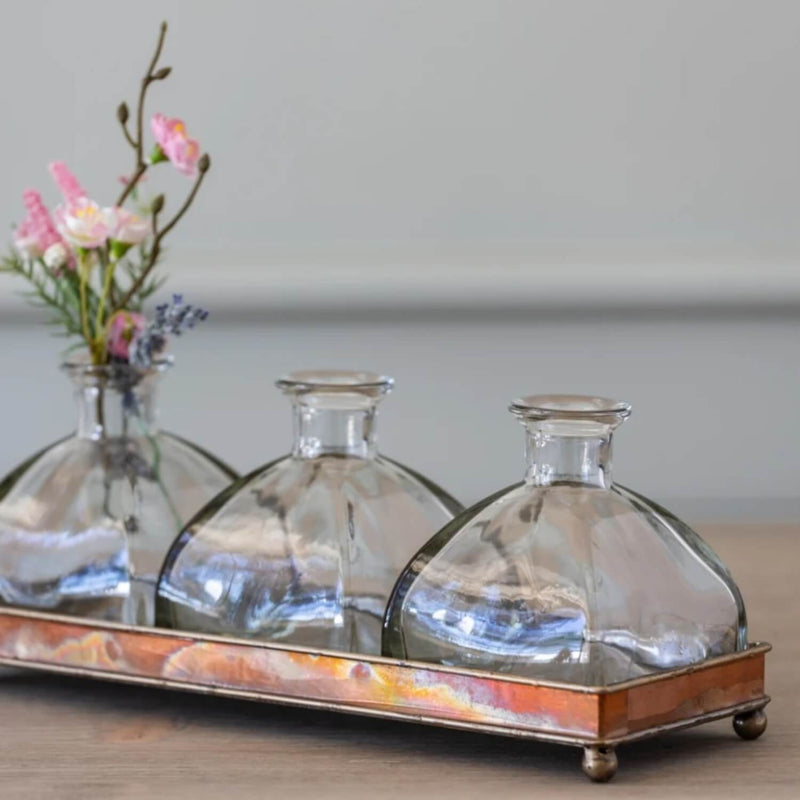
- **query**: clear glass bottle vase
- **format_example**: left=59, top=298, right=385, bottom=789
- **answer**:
left=156, top=370, right=463, bottom=654
left=383, top=395, right=747, bottom=685
left=0, top=359, right=237, bottom=625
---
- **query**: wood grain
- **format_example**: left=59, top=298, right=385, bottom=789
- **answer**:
left=0, top=523, right=797, bottom=799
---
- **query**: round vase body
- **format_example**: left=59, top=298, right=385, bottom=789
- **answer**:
left=383, top=395, right=747, bottom=685
left=157, top=370, right=463, bottom=654
left=0, top=361, right=236, bottom=625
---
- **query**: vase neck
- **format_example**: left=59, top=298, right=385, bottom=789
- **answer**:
left=510, top=394, right=632, bottom=490
left=64, top=362, right=165, bottom=441
left=277, top=370, right=394, bottom=460
left=292, top=403, right=377, bottom=458
left=524, top=425, right=614, bottom=488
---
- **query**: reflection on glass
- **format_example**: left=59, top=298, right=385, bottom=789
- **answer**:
left=0, top=360, right=237, bottom=625
left=383, top=395, right=746, bottom=685
left=156, top=370, right=463, bottom=655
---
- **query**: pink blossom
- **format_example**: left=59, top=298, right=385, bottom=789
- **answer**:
left=108, top=207, right=151, bottom=245
left=14, top=189, right=64, bottom=259
left=55, top=198, right=113, bottom=249
left=151, top=114, right=201, bottom=177
left=107, top=311, right=146, bottom=360
left=49, top=162, right=87, bottom=205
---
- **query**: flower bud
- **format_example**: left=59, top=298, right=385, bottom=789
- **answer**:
left=43, top=242, right=68, bottom=271
left=151, top=194, right=165, bottom=214
left=198, top=153, right=211, bottom=174
left=153, top=66, right=172, bottom=80
left=117, top=102, right=129, bottom=124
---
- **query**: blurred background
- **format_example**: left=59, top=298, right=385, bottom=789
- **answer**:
left=0, top=0, right=798, bottom=519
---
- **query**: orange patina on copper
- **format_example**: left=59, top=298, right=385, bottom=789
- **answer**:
left=0, top=608, right=769, bottom=748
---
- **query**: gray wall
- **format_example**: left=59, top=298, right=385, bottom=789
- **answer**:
left=1, top=1, right=798, bottom=520
left=2, top=0, right=800, bottom=273
left=3, top=313, right=798, bottom=520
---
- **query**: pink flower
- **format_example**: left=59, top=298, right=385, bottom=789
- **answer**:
left=14, top=189, right=64, bottom=258
left=49, top=162, right=87, bottom=205
left=108, top=207, right=151, bottom=245
left=150, top=114, right=201, bottom=177
left=55, top=198, right=113, bottom=249
left=107, top=311, right=146, bottom=360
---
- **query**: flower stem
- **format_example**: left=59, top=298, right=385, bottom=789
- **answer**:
left=94, top=255, right=118, bottom=359
left=78, top=251, right=96, bottom=361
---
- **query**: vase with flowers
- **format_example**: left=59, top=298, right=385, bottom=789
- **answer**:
left=0, top=22, right=236, bottom=625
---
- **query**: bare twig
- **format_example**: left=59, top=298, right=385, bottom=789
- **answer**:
left=116, top=164, right=147, bottom=207
left=157, top=158, right=209, bottom=241
left=116, top=21, right=169, bottom=207
left=137, top=22, right=168, bottom=163
left=114, top=157, right=209, bottom=311
left=116, top=102, right=136, bottom=148
left=119, top=126, right=137, bottom=149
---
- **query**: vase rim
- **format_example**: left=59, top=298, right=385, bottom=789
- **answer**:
left=276, top=369, right=394, bottom=396
left=510, top=394, right=632, bottom=422
left=61, top=355, right=174, bottom=379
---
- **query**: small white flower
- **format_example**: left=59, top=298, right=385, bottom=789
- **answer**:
left=43, top=242, right=69, bottom=271
left=13, top=232, right=41, bottom=260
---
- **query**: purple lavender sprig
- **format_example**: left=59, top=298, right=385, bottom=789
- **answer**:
left=130, top=293, right=208, bottom=369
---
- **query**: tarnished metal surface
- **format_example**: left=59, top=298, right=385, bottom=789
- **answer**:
left=0, top=608, right=770, bottom=748
left=733, top=708, right=769, bottom=740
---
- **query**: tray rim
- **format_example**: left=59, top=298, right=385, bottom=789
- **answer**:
left=0, top=605, right=772, bottom=694
left=0, top=607, right=771, bottom=753
left=0, top=654, right=772, bottom=749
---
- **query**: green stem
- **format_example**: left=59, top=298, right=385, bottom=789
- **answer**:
left=95, top=255, right=118, bottom=359
left=78, top=252, right=95, bottom=360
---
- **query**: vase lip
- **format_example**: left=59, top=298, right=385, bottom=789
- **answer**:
left=276, top=369, right=394, bottom=397
left=61, top=354, right=174, bottom=380
left=510, top=394, right=632, bottom=423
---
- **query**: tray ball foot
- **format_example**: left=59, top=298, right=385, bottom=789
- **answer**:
left=582, top=746, right=618, bottom=782
left=733, top=708, right=767, bottom=740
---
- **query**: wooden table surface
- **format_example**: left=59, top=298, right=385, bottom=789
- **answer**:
left=0, top=523, right=797, bottom=800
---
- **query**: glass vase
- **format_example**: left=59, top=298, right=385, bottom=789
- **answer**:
left=0, top=359, right=237, bottom=625
left=383, top=395, right=746, bottom=685
left=156, top=370, right=463, bottom=654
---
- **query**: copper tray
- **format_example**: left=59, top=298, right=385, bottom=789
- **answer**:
left=0, top=607, right=770, bottom=782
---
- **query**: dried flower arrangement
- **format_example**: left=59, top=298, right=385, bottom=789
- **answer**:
left=1, top=21, right=208, bottom=367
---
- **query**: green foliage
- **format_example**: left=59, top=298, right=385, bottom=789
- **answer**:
left=0, top=245, right=168, bottom=346
left=1, top=251, right=83, bottom=339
